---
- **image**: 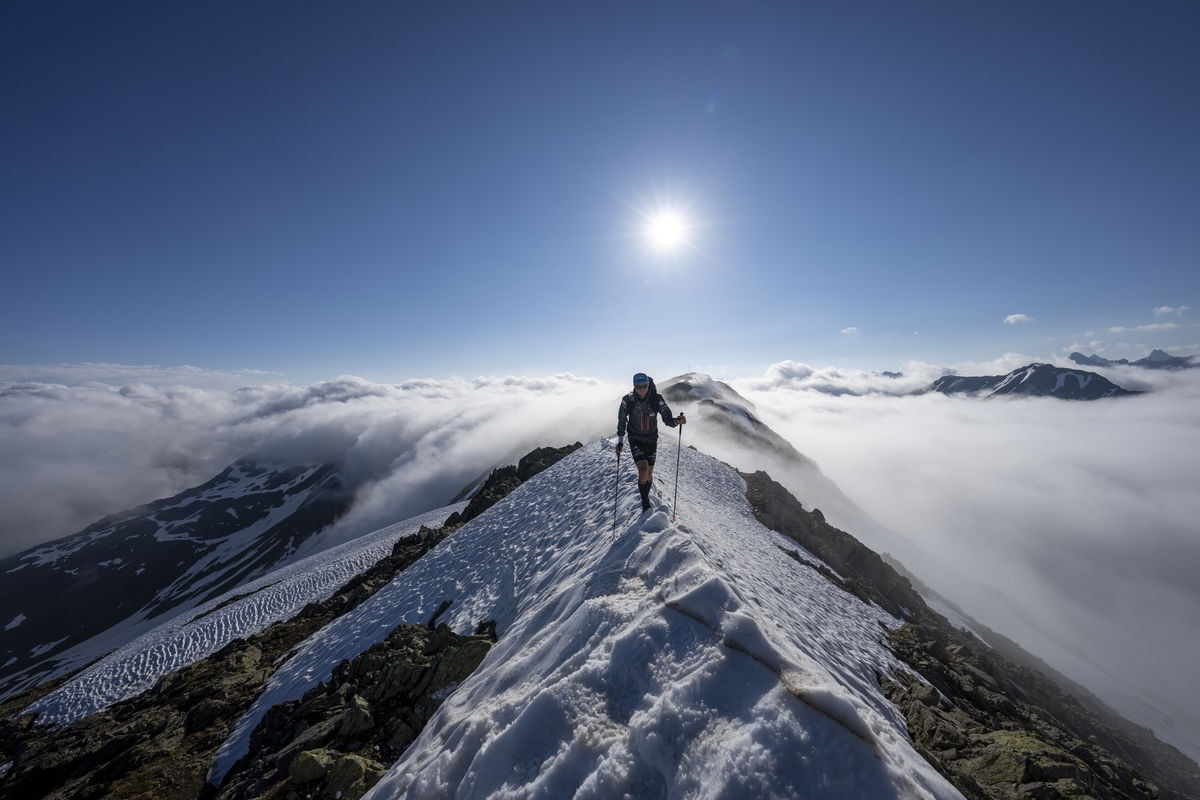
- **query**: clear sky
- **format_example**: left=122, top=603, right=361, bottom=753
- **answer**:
left=3, top=1, right=1198, bottom=383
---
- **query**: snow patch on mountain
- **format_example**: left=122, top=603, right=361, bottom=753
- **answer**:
left=1055, top=371, right=1092, bottom=391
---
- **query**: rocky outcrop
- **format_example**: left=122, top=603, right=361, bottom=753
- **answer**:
left=739, top=469, right=1198, bottom=800
left=515, top=444, right=584, bottom=481
left=883, top=624, right=1158, bottom=799
left=214, top=622, right=494, bottom=800
left=451, top=442, right=582, bottom=525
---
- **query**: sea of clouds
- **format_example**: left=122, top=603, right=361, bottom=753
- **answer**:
left=2, top=357, right=1198, bottom=761
left=0, top=364, right=618, bottom=559
left=732, top=358, right=1200, bottom=760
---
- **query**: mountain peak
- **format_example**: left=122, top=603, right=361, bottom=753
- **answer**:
left=931, top=363, right=1140, bottom=399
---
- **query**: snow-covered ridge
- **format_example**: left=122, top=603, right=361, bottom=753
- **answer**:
left=205, top=439, right=957, bottom=797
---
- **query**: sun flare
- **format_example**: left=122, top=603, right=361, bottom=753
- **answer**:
left=644, top=209, right=690, bottom=255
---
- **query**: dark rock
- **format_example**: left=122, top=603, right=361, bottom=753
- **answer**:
left=288, top=748, right=335, bottom=783
left=215, top=622, right=493, bottom=800
left=458, top=442, right=582, bottom=524
left=517, top=443, right=583, bottom=481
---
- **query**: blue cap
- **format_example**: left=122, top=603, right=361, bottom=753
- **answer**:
left=633, top=372, right=649, bottom=386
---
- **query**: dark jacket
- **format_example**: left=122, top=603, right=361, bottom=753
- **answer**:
left=617, top=377, right=677, bottom=441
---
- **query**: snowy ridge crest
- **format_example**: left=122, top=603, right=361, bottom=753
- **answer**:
left=208, top=439, right=955, bottom=797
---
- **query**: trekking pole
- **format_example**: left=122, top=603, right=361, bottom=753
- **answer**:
left=672, top=422, right=683, bottom=522
left=612, top=444, right=622, bottom=539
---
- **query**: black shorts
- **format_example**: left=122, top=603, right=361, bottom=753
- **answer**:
left=628, top=436, right=658, bottom=465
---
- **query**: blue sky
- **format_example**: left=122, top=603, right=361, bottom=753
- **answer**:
left=3, top=1, right=1198, bottom=384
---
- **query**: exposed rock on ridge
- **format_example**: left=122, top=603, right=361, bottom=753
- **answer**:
left=214, top=622, right=493, bottom=800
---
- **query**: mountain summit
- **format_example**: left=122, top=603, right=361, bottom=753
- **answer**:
left=930, top=363, right=1139, bottom=399
left=2, top=434, right=1195, bottom=799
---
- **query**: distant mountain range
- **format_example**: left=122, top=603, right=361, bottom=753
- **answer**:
left=1069, top=348, right=1198, bottom=370
left=930, top=363, right=1140, bottom=400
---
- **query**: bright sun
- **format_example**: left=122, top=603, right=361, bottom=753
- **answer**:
left=645, top=209, right=689, bottom=255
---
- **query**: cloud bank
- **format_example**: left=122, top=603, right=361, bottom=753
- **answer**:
left=0, top=368, right=615, bottom=558
left=1109, top=322, right=1180, bottom=334
left=3, top=359, right=1199, bottom=761
left=734, top=360, right=1200, bottom=761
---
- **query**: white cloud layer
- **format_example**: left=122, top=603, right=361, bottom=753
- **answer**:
left=0, top=368, right=615, bottom=558
left=733, top=362, right=1200, bottom=759
left=1004, top=313, right=1034, bottom=325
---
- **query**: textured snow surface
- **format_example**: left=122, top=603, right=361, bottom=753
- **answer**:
left=26, top=504, right=463, bottom=725
left=206, top=439, right=959, bottom=798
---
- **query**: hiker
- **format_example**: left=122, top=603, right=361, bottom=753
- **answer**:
left=616, top=372, right=685, bottom=511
